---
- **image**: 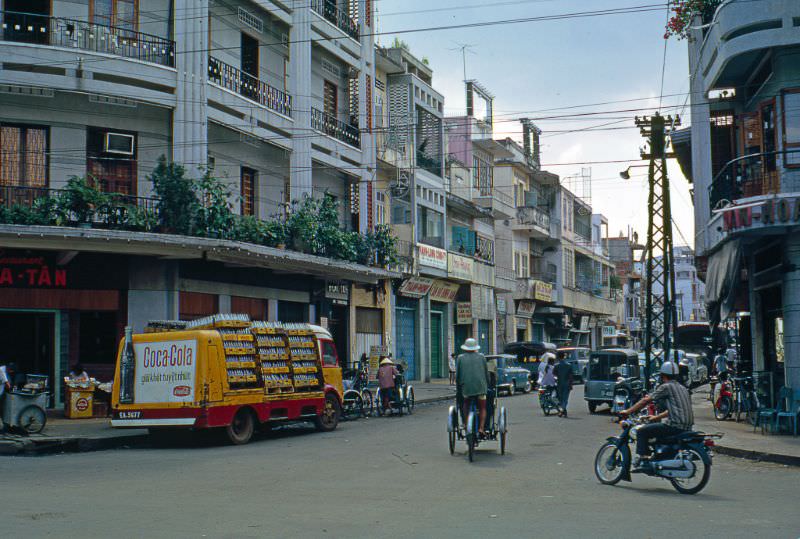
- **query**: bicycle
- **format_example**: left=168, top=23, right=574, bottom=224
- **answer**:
left=731, top=376, right=759, bottom=425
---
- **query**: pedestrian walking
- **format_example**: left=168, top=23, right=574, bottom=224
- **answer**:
left=449, top=353, right=457, bottom=385
left=553, top=355, right=573, bottom=418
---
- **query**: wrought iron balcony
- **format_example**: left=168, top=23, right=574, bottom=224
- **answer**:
left=311, top=107, right=361, bottom=148
left=208, top=56, right=292, bottom=117
left=707, top=151, right=793, bottom=211
left=0, top=10, right=175, bottom=67
left=516, top=205, right=550, bottom=230
left=310, top=0, right=359, bottom=40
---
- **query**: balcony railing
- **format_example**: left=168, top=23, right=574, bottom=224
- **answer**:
left=311, top=107, right=361, bottom=148
left=0, top=185, right=159, bottom=223
left=708, top=151, right=790, bottom=210
left=310, top=0, right=359, bottom=40
left=416, top=151, right=442, bottom=177
left=574, top=220, right=592, bottom=243
left=516, top=206, right=550, bottom=230
left=475, top=185, right=513, bottom=207
left=208, top=56, right=292, bottom=117
left=0, top=10, right=175, bottom=67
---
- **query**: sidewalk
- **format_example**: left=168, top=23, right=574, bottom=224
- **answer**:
left=692, top=386, right=800, bottom=466
left=0, top=383, right=456, bottom=456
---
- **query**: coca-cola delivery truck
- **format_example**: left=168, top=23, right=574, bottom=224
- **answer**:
left=111, top=316, right=343, bottom=445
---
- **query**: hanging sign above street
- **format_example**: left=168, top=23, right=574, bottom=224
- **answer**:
left=532, top=280, right=553, bottom=302
left=429, top=280, right=460, bottom=303
left=398, top=277, right=434, bottom=298
left=516, top=300, right=535, bottom=318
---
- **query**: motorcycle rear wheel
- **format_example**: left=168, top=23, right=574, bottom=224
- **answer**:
left=670, top=449, right=710, bottom=495
left=594, top=442, right=629, bottom=485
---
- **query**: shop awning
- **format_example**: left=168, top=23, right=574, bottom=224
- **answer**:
left=705, top=239, right=743, bottom=328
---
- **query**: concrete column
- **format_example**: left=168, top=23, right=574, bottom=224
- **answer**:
left=290, top=5, right=313, bottom=199
left=420, top=294, right=430, bottom=382
left=267, top=299, right=279, bottom=322
left=748, top=256, right=765, bottom=371
left=783, top=235, right=800, bottom=389
left=218, top=295, right=232, bottom=314
left=127, top=259, right=179, bottom=332
left=173, top=0, right=208, bottom=172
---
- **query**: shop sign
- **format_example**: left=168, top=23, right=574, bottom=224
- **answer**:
left=579, top=315, right=590, bottom=330
left=532, top=280, right=553, bottom=302
left=456, top=302, right=473, bottom=324
left=516, top=317, right=528, bottom=330
left=448, top=253, right=474, bottom=281
left=0, top=252, right=67, bottom=288
left=325, top=281, right=349, bottom=305
left=497, top=298, right=507, bottom=314
left=722, top=195, right=800, bottom=232
left=133, top=340, right=198, bottom=404
left=398, top=277, right=433, bottom=298
left=602, top=326, right=616, bottom=338
left=418, top=243, right=447, bottom=270
left=429, top=280, right=460, bottom=303
left=516, top=300, right=535, bottom=318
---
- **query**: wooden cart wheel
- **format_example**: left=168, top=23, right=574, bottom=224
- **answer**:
left=18, top=405, right=46, bottom=434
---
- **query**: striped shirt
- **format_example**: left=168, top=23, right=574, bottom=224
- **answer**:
left=650, top=380, right=694, bottom=429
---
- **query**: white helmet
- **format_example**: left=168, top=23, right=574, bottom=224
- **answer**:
left=659, top=361, right=679, bottom=377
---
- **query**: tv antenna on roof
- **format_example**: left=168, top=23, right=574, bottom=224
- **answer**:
left=448, top=42, right=477, bottom=83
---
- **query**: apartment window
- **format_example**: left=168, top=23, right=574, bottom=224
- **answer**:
left=417, top=206, right=443, bottom=247
left=376, top=191, right=386, bottom=226
left=92, top=0, right=138, bottom=31
left=451, top=226, right=475, bottom=255
left=514, top=250, right=529, bottom=278
left=563, top=248, right=574, bottom=288
left=476, top=235, right=494, bottom=264
left=392, top=199, right=411, bottom=224
left=514, top=182, right=526, bottom=207
left=241, top=167, right=256, bottom=216
left=783, top=89, right=800, bottom=167
left=324, top=80, right=338, bottom=118
left=86, top=127, right=137, bottom=195
left=0, top=125, right=48, bottom=188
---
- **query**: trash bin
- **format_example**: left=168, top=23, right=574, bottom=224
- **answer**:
left=65, top=386, right=94, bottom=419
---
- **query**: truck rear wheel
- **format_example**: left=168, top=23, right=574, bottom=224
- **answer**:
left=226, top=408, right=255, bottom=445
left=315, top=393, right=340, bottom=432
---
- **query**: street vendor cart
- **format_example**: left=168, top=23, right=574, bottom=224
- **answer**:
left=3, top=375, right=48, bottom=434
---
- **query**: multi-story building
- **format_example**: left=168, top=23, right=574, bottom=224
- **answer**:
left=0, top=1, right=394, bottom=401
left=650, top=246, right=707, bottom=323
left=494, top=123, right=561, bottom=344
left=607, top=232, right=645, bottom=349
left=674, top=0, right=800, bottom=391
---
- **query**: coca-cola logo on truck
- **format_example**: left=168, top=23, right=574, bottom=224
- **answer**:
left=141, top=343, right=194, bottom=368
left=173, top=386, right=191, bottom=397
left=133, top=340, right=198, bottom=404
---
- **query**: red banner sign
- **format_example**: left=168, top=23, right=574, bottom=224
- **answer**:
left=0, top=252, right=67, bottom=288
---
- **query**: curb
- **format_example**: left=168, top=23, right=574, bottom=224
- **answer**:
left=417, top=395, right=455, bottom=405
left=0, top=433, right=149, bottom=456
left=715, top=444, right=800, bottom=467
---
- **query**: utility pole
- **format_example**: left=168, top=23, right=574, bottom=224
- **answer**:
left=637, top=112, right=681, bottom=386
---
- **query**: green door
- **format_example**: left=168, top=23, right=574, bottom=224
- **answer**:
left=430, top=311, right=443, bottom=378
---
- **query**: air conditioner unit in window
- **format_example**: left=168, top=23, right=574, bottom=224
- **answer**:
left=104, top=133, right=135, bottom=155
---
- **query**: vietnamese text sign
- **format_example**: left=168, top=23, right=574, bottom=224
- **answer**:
left=418, top=243, right=448, bottom=270
left=0, top=251, right=67, bottom=288
left=602, top=326, right=616, bottom=337
left=456, top=302, right=473, bottom=324
left=516, top=299, right=535, bottom=318
left=448, top=252, right=474, bottom=281
left=722, top=195, right=800, bottom=232
left=398, top=277, right=433, bottom=298
left=429, top=280, right=460, bottom=303
left=133, top=340, right=198, bottom=404
left=533, top=280, right=553, bottom=302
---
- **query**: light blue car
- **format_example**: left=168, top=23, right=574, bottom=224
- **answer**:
left=487, top=354, right=532, bottom=396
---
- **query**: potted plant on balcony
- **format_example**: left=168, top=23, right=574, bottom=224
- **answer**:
left=57, top=176, right=105, bottom=227
left=664, top=0, right=722, bottom=39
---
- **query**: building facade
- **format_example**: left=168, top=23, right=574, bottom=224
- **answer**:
left=0, top=1, right=394, bottom=401
left=676, top=0, right=800, bottom=394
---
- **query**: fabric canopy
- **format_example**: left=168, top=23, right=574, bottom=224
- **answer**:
left=705, top=239, right=742, bottom=328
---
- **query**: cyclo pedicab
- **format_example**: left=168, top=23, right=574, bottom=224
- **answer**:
left=447, top=351, right=508, bottom=462
left=375, top=359, right=415, bottom=416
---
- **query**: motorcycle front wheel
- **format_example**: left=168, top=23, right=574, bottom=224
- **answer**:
left=670, top=448, right=711, bottom=495
left=714, top=396, right=732, bottom=421
left=594, top=442, right=629, bottom=485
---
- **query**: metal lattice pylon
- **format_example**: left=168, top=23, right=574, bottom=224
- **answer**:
left=637, top=113, right=681, bottom=385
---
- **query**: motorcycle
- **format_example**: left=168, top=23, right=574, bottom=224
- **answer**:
left=713, top=376, right=733, bottom=421
left=594, top=413, right=719, bottom=495
left=538, top=385, right=560, bottom=416
left=610, top=375, right=644, bottom=415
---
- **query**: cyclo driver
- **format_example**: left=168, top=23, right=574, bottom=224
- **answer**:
left=456, top=338, right=489, bottom=436
left=619, top=361, right=694, bottom=470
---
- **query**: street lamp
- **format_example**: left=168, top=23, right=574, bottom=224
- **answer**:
left=619, top=164, right=649, bottom=180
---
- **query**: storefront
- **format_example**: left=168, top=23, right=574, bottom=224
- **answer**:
left=352, top=281, right=390, bottom=371
left=395, top=278, right=430, bottom=380
left=429, top=279, right=459, bottom=378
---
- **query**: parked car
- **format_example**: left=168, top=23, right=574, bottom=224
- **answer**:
left=487, top=354, right=532, bottom=396
left=556, top=347, right=590, bottom=383
left=503, top=341, right=557, bottom=383
left=681, top=353, right=709, bottom=386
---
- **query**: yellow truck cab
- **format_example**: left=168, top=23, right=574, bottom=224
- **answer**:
left=111, top=318, right=344, bottom=445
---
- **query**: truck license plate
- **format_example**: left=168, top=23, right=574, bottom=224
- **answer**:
left=118, top=411, right=142, bottom=419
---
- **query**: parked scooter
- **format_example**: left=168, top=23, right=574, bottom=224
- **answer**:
left=594, top=413, right=720, bottom=495
left=611, top=375, right=644, bottom=415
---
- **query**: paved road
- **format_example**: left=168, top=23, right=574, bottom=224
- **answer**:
left=2, top=393, right=798, bottom=539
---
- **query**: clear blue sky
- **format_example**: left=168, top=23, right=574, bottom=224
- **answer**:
left=378, top=0, right=696, bottom=247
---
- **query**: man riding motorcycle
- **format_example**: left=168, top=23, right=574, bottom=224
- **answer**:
left=619, top=361, right=694, bottom=471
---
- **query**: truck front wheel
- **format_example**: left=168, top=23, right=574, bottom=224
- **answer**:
left=315, top=394, right=340, bottom=432
left=226, top=408, right=255, bottom=445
